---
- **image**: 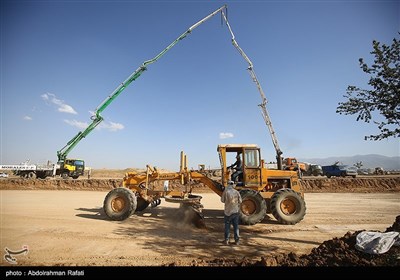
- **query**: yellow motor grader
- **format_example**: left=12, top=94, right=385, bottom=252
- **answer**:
left=103, top=144, right=306, bottom=226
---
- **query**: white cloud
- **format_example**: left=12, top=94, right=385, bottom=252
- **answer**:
left=41, top=93, right=77, bottom=115
left=58, top=104, right=77, bottom=114
left=99, top=121, right=124, bottom=131
left=219, top=132, right=234, bottom=139
left=64, top=119, right=88, bottom=129
left=23, top=116, right=32, bottom=121
left=64, top=119, right=124, bottom=132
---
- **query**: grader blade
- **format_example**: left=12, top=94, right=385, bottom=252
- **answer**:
left=165, top=194, right=206, bottom=228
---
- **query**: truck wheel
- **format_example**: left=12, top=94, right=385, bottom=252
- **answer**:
left=36, top=171, right=47, bottom=179
left=135, top=196, right=150, bottom=212
left=270, top=188, right=306, bottom=225
left=239, top=189, right=267, bottom=225
left=27, top=172, right=36, bottom=179
left=103, top=188, right=137, bottom=221
left=61, top=173, right=69, bottom=180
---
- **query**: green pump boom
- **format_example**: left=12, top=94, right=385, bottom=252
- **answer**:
left=220, top=10, right=283, bottom=170
left=57, top=5, right=227, bottom=162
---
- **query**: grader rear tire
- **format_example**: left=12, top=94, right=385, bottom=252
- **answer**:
left=270, top=188, right=306, bottom=225
left=103, top=188, right=137, bottom=221
left=239, top=189, right=267, bottom=225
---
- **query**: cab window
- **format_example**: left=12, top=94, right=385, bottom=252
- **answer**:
left=244, top=149, right=260, bottom=168
left=74, top=160, right=84, bottom=166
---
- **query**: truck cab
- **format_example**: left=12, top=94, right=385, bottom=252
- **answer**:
left=283, top=157, right=307, bottom=174
left=58, top=159, right=85, bottom=179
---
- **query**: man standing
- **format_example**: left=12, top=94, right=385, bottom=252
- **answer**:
left=221, top=181, right=242, bottom=245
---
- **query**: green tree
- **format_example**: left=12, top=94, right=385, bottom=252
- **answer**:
left=336, top=34, right=400, bottom=140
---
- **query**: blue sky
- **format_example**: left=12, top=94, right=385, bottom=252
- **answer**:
left=1, top=0, right=399, bottom=170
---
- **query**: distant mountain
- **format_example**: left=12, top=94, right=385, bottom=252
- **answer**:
left=298, top=154, right=400, bottom=171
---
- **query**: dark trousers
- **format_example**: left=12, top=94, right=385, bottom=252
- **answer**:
left=231, top=171, right=243, bottom=182
left=224, top=212, right=240, bottom=242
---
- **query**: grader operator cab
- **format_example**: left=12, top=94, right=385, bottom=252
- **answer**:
left=103, top=144, right=306, bottom=226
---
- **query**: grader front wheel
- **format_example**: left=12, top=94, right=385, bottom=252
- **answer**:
left=103, top=188, right=137, bottom=221
left=270, top=188, right=306, bottom=225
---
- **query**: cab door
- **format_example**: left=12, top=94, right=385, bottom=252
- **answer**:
left=243, top=148, right=262, bottom=187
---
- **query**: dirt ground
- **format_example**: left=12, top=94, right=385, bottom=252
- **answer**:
left=1, top=189, right=399, bottom=267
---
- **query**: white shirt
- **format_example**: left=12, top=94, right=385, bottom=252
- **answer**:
left=163, top=180, right=169, bottom=191
left=221, top=185, right=242, bottom=216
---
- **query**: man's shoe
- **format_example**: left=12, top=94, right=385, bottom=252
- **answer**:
left=223, top=240, right=229, bottom=245
left=235, top=240, right=240, bottom=245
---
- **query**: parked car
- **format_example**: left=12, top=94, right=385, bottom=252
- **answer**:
left=0, top=172, right=9, bottom=178
left=322, top=165, right=357, bottom=178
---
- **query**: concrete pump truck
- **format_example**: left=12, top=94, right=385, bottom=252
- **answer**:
left=56, top=5, right=306, bottom=225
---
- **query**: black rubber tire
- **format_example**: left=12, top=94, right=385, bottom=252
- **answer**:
left=103, top=188, right=137, bottom=221
left=27, top=172, right=36, bottom=179
left=239, top=189, right=267, bottom=225
left=135, top=196, right=150, bottom=212
left=36, top=171, right=47, bottom=179
left=270, top=188, right=306, bottom=225
left=61, top=173, right=69, bottom=180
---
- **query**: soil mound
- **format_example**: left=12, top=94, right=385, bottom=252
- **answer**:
left=1, top=177, right=399, bottom=193
left=170, top=215, right=400, bottom=267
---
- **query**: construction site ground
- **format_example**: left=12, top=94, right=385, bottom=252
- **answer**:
left=0, top=174, right=399, bottom=268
